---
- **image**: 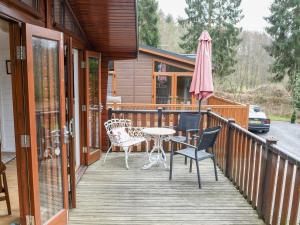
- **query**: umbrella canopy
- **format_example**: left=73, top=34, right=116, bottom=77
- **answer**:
left=190, top=31, right=214, bottom=102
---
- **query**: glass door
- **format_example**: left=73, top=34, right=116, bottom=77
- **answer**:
left=154, top=74, right=174, bottom=104
left=23, top=23, right=68, bottom=225
left=176, top=75, right=193, bottom=104
left=84, top=51, right=101, bottom=165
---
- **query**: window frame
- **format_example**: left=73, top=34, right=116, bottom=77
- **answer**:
left=152, top=59, right=195, bottom=104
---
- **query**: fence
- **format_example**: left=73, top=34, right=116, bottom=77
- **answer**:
left=107, top=96, right=249, bottom=128
left=106, top=108, right=300, bottom=225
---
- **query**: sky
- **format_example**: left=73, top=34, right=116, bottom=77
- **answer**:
left=158, top=0, right=273, bottom=32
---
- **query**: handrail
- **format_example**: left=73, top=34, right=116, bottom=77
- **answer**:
left=207, top=110, right=300, bottom=225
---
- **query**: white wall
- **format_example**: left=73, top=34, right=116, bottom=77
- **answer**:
left=0, top=19, right=16, bottom=152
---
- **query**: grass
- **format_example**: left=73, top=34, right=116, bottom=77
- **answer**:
left=269, top=115, right=300, bottom=123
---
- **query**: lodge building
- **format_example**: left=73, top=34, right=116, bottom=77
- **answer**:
left=108, top=45, right=197, bottom=104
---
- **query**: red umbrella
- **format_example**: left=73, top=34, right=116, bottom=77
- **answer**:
left=190, top=31, right=214, bottom=111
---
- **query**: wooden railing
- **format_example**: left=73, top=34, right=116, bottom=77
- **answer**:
left=207, top=95, right=242, bottom=105
left=107, top=108, right=207, bottom=152
left=107, top=101, right=249, bottom=128
left=106, top=108, right=300, bottom=225
left=208, top=111, right=300, bottom=225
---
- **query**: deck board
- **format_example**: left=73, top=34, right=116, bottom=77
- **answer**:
left=68, top=153, right=264, bottom=225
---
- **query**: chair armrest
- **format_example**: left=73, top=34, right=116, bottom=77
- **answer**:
left=186, top=129, right=200, bottom=133
left=170, top=139, right=197, bottom=149
left=108, top=134, right=121, bottom=144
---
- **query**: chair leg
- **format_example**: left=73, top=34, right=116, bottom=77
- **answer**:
left=123, top=147, right=129, bottom=169
left=169, top=151, right=174, bottom=180
left=212, top=157, right=218, bottom=181
left=2, top=172, right=11, bottom=215
left=189, top=159, right=192, bottom=173
left=195, top=159, right=202, bottom=189
left=103, top=145, right=112, bottom=163
left=145, top=140, right=149, bottom=157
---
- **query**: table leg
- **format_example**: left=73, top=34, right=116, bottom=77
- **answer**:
left=143, top=136, right=168, bottom=170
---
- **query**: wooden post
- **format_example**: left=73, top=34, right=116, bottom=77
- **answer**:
left=207, top=108, right=212, bottom=129
left=257, top=137, right=278, bottom=219
left=158, top=108, right=162, bottom=127
left=108, top=107, right=113, bottom=120
left=225, top=119, right=235, bottom=178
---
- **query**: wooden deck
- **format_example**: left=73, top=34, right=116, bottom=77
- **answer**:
left=68, top=153, right=264, bottom=225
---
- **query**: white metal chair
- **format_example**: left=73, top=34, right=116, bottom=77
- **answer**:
left=104, top=119, right=149, bottom=169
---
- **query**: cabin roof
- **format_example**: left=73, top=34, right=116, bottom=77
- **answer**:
left=69, top=0, right=138, bottom=59
left=139, top=45, right=195, bottom=66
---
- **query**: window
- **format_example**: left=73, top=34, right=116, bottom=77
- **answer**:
left=156, top=75, right=172, bottom=104
left=153, top=60, right=194, bottom=104
left=53, top=0, right=84, bottom=37
left=154, top=61, right=190, bottom=72
left=20, top=0, right=37, bottom=7
left=176, top=76, right=192, bottom=104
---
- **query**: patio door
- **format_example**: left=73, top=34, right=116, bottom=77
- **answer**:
left=22, top=23, right=68, bottom=225
left=84, top=51, right=102, bottom=165
left=154, top=73, right=175, bottom=104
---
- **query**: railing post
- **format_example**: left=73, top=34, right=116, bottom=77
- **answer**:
left=225, top=118, right=235, bottom=178
left=108, top=107, right=113, bottom=120
left=158, top=108, right=162, bottom=127
left=257, top=137, right=278, bottom=219
left=206, top=108, right=212, bottom=128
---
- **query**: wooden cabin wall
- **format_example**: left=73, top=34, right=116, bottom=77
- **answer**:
left=114, top=52, right=153, bottom=103
left=114, top=52, right=194, bottom=104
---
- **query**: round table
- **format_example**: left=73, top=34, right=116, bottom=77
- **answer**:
left=142, top=127, right=176, bottom=169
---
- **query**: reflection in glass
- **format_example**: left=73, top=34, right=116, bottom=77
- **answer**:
left=20, top=0, right=36, bottom=8
left=156, top=76, right=172, bottom=104
left=177, top=76, right=192, bottom=104
left=154, top=61, right=189, bottom=72
left=88, top=57, right=100, bottom=152
left=32, top=37, right=63, bottom=224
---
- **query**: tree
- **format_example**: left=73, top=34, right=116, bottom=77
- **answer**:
left=157, top=11, right=185, bottom=53
left=179, top=0, right=243, bottom=79
left=138, top=0, right=160, bottom=47
left=265, top=0, right=300, bottom=117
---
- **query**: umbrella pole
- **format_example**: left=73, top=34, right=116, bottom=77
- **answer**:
left=198, top=98, right=203, bottom=112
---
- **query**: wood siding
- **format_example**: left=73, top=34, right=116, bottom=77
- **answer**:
left=114, top=52, right=195, bottom=104
left=114, top=52, right=153, bottom=103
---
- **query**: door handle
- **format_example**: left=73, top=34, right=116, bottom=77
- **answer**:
left=99, top=103, right=104, bottom=112
left=69, top=118, right=75, bottom=138
left=63, top=125, right=70, bottom=144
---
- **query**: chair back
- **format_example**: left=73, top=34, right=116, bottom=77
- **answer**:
left=197, top=126, right=221, bottom=151
left=177, top=112, right=201, bottom=131
left=104, top=119, right=132, bottom=144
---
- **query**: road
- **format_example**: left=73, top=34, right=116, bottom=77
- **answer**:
left=257, top=121, right=300, bottom=158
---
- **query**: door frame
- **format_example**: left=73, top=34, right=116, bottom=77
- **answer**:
left=84, top=51, right=102, bottom=166
left=8, top=19, right=31, bottom=225
left=22, top=23, right=68, bottom=225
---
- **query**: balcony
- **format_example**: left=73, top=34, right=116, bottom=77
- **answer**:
left=68, top=107, right=300, bottom=225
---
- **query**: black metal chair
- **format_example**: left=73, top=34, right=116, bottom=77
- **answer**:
left=169, top=126, right=221, bottom=189
left=170, top=112, right=201, bottom=164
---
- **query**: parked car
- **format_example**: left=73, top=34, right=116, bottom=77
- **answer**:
left=248, top=105, right=270, bottom=133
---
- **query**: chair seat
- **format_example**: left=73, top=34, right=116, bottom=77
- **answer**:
left=171, top=136, right=187, bottom=143
left=176, top=148, right=214, bottom=161
left=120, top=137, right=146, bottom=147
